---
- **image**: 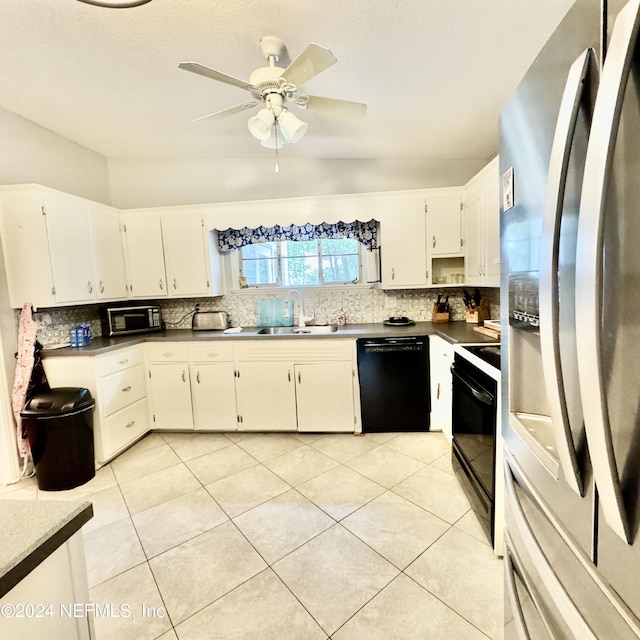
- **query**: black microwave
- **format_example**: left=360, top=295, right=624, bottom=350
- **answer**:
left=100, top=305, right=162, bottom=336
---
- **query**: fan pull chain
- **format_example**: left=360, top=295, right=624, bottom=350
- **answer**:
left=274, top=121, right=280, bottom=174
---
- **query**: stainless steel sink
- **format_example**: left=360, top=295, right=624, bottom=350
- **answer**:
left=256, top=325, right=338, bottom=335
left=256, top=327, right=297, bottom=335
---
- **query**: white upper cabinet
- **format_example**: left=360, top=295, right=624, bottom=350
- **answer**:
left=463, top=157, right=500, bottom=287
left=426, top=190, right=463, bottom=256
left=0, top=186, right=107, bottom=308
left=123, top=215, right=168, bottom=299
left=88, top=204, right=128, bottom=301
left=379, top=194, right=428, bottom=289
left=161, top=213, right=210, bottom=297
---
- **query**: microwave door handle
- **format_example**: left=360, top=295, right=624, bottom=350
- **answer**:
left=539, top=49, right=594, bottom=497
left=575, top=0, right=640, bottom=545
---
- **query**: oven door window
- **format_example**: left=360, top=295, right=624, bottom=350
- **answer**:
left=452, top=360, right=497, bottom=497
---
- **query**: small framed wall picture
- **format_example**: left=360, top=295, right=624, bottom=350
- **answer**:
left=503, top=167, right=514, bottom=211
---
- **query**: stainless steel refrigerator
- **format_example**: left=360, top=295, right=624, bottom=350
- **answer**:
left=500, top=0, right=640, bottom=636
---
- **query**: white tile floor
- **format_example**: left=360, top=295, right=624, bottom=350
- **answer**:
left=2, top=431, right=504, bottom=639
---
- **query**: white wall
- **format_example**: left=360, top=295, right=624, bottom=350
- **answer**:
left=0, top=106, right=111, bottom=484
left=0, top=105, right=110, bottom=204
left=108, top=156, right=487, bottom=209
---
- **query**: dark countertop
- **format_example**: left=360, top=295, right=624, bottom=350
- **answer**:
left=42, top=321, right=498, bottom=357
left=0, top=500, right=93, bottom=598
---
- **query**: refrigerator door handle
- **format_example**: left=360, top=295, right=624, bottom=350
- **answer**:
left=539, top=48, right=595, bottom=497
left=504, top=457, right=598, bottom=639
left=575, top=0, right=640, bottom=545
left=503, top=541, right=532, bottom=640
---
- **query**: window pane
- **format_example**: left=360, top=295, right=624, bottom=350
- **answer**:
left=321, top=237, right=359, bottom=256
left=322, top=254, right=360, bottom=282
left=282, top=240, right=317, bottom=257
left=241, top=242, right=278, bottom=285
left=282, top=256, right=320, bottom=286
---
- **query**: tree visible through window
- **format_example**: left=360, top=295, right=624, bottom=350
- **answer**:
left=240, top=238, right=361, bottom=286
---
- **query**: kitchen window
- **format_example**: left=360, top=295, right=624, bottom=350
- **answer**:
left=217, top=219, right=379, bottom=290
left=239, top=238, right=362, bottom=287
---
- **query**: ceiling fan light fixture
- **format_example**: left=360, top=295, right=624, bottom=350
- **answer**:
left=260, top=126, right=285, bottom=149
left=278, top=109, right=308, bottom=144
left=248, top=108, right=275, bottom=141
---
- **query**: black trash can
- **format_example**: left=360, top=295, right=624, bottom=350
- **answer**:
left=21, top=387, right=96, bottom=491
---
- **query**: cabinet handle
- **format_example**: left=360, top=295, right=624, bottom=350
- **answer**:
left=182, top=370, right=186, bottom=382
left=121, top=386, right=132, bottom=393
left=125, top=420, right=136, bottom=428
left=437, top=383, right=441, bottom=400
left=173, top=278, right=177, bottom=290
left=196, top=371, right=201, bottom=384
left=298, top=372, right=301, bottom=384
left=478, top=265, right=482, bottom=275
left=118, top=359, right=129, bottom=365
left=432, top=235, right=436, bottom=249
left=288, top=370, right=291, bottom=382
left=162, top=352, right=175, bottom=358
left=206, top=352, right=219, bottom=358
left=87, top=280, right=93, bottom=293
left=391, top=268, right=395, bottom=280
left=99, top=280, right=105, bottom=293
left=159, top=279, right=164, bottom=291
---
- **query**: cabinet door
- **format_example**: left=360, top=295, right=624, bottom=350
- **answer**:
left=0, top=189, right=56, bottom=308
left=295, top=362, right=355, bottom=433
left=427, top=192, right=463, bottom=256
left=89, top=205, right=128, bottom=300
left=148, top=363, right=193, bottom=430
left=236, top=362, right=297, bottom=431
left=380, top=196, right=427, bottom=288
left=463, top=188, right=484, bottom=286
left=123, top=216, right=167, bottom=298
left=484, top=178, right=501, bottom=286
left=44, top=192, right=97, bottom=304
left=162, top=214, right=210, bottom=296
left=190, top=363, right=238, bottom=431
left=429, top=336, right=454, bottom=441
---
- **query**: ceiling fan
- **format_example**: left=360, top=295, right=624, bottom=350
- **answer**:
left=178, top=36, right=367, bottom=148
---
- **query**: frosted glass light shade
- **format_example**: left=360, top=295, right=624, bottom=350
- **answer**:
left=278, top=109, right=308, bottom=143
left=248, top=108, right=275, bottom=140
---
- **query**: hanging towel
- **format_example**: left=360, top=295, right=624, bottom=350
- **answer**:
left=11, top=303, right=42, bottom=462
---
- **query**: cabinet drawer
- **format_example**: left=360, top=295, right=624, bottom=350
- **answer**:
left=106, top=398, right=149, bottom=454
left=145, top=342, right=189, bottom=362
left=97, top=346, right=143, bottom=377
left=189, top=343, right=234, bottom=362
left=99, top=363, right=146, bottom=416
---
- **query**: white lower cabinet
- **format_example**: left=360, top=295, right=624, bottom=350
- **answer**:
left=145, top=343, right=193, bottom=430
left=429, top=335, right=454, bottom=440
left=235, top=362, right=298, bottom=431
left=233, top=339, right=357, bottom=433
left=42, top=345, right=150, bottom=466
left=190, top=362, right=238, bottom=431
left=147, top=363, right=194, bottom=430
left=295, top=362, right=355, bottom=432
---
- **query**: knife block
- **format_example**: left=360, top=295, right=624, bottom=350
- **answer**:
left=465, top=300, right=490, bottom=324
left=432, top=304, right=450, bottom=323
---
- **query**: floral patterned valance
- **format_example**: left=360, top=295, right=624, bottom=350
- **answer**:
left=217, top=220, right=379, bottom=252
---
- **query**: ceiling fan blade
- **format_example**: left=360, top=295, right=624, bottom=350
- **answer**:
left=279, top=44, right=337, bottom=88
left=192, top=101, right=258, bottom=122
left=297, top=95, right=367, bottom=119
left=178, top=62, right=255, bottom=91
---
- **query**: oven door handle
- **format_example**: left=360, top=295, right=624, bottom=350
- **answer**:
left=451, top=365, right=494, bottom=406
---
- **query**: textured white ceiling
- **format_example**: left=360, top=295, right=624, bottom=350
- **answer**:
left=0, top=0, right=574, bottom=162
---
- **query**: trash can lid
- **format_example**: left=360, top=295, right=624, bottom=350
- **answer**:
left=20, top=387, right=95, bottom=418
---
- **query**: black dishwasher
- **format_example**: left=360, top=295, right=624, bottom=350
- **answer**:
left=356, top=336, right=430, bottom=432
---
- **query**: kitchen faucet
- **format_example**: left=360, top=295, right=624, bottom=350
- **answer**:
left=285, top=289, right=309, bottom=328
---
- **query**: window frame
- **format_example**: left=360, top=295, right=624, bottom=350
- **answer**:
left=238, top=238, right=364, bottom=288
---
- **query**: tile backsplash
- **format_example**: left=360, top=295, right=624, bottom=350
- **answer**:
left=27, top=287, right=500, bottom=345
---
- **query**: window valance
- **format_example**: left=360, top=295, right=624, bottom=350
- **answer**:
left=217, top=220, right=379, bottom=252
